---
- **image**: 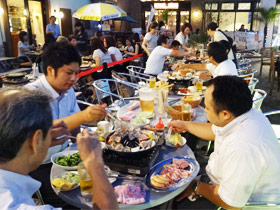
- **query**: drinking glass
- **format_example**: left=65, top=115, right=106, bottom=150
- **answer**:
left=149, top=76, right=156, bottom=88
left=195, top=79, right=203, bottom=91
left=77, top=162, right=92, bottom=197
left=139, top=87, right=155, bottom=113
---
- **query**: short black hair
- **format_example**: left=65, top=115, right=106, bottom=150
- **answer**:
left=19, top=31, right=28, bottom=42
left=171, top=40, right=181, bottom=48
left=207, top=42, right=228, bottom=63
left=181, top=23, right=193, bottom=33
left=50, top=16, right=56, bottom=20
left=96, top=31, right=104, bottom=38
left=0, top=87, right=52, bottom=163
left=68, top=34, right=77, bottom=42
left=207, top=22, right=219, bottom=31
left=74, top=21, right=85, bottom=33
left=219, top=40, right=231, bottom=54
left=157, top=35, right=169, bottom=46
left=42, top=42, right=81, bottom=75
left=130, top=33, right=140, bottom=43
left=207, top=76, right=252, bottom=117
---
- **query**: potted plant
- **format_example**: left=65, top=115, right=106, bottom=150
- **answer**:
left=256, top=7, right=279, bottom=47
left=188, top=32, right=209, bottom=49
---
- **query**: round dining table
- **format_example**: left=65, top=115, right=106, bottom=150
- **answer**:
left=50, top=142, right=200, bottom=209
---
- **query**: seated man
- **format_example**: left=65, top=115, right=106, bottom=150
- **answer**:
left=0, top=88, right=118, bottom=210
left=175, top=41, right=237, bottom=80
left=25, top=42, right=107, bottom=205
left=169, top=76, right=280, bottom=209
left=144, top=35, right=192, bottom=76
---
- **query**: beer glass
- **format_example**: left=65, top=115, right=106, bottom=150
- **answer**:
left=195, top=79, right=203, bottom=91
left=149, top=76, right=156, bottom=88
left=139, top=87, right=155, bottom=113
left=77, top=162, right=92, bottom=197
left=181, top=104, right=192, bottom=121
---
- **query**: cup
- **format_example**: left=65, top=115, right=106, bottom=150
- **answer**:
left=195, top=79, right=203, bottom=91
left=181, top=104, right=192, bottom=121
left=149, top=76, right=156, bottom=88
left=97, top=121, right=110, bottom=135
left=139, top=87, right=155, bottom=113
left=78, top=162, right=92, bottom=197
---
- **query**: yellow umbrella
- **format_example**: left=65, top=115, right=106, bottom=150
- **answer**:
left=73, top=3, right=127, bottom=21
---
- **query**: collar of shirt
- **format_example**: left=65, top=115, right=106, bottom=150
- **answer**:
left=0, top=169, right=41, bottom=198
left=39, top=75, right=68, bottom=101
left=212, top=108, right=253, bottom=138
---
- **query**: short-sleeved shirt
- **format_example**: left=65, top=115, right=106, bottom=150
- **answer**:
left=206, top=59, right=237, bottom=78
left=144, top=32, right=158, bottom=53
left=17, top=41, right=29, bottom=57
left=0, top=169, right=61, bottom=210
left=175, top=32, right=188, bottom=46
left=46, top=24, right=60, bottom=39
left=214, top=31, right=234, bottom=60
left=144, top=46, right=172, bottom=75
left=207, top=108, right=280, bottom=207
left=93, top=49, right=112, bottom=65
left=108, top=47, right=123, bottom=61
left=25, top=75, right=80, bottom=163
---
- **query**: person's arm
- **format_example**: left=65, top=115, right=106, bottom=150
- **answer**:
left=50, top=120, right=71, bottom=147
left=126, top=44, right=139, bottom=56
left=168, top=120, right=215, bottom=141
left=94, top=56, right=101, bottom=67
left=170, top=50, right=191, bottom=58
left=110, top=54, right=117, bottom=62
left=57, top=104, right=107, bottom=130
left=197, top=183, right=241, bottom=210
left=142, top=39, right=151, bottom=56
left=77, top=129, right=119, bottom=210
left=184, top=63, right=208, bottom=71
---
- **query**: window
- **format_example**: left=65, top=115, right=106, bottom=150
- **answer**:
left=221, top=3, right=234, bottom=10
left=238, top=3, right=251, bottom=10
left=235, top=12, right=251, bottom=31
left=219, top=12, right=235, bottom=31
left=205, top=3, right=218, bottom=10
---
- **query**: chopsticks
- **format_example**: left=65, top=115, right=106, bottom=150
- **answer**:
left=107, top=174, right=144, bottom=182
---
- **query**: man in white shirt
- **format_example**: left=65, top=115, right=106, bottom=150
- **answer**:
left=0, top=88, right=118, bottom=210
left=144, top=35, right=192, bottom=75
left=26, top=42, right=107, bottom=206
left=175, top=41, right=237, bottom=80
left=169, top=76, right=280, bottom=209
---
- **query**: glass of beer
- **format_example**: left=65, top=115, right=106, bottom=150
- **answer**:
left=195, top=79, right=203, bottom=91
left=149, top=76, right=156, bottom=88
left=181, top=104, right=192, bottom=121
left=139, top=87, right=155, bottom=113
left=78, top=162, right=92, bottom=197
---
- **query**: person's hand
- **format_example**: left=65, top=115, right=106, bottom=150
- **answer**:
left=176, top=181, right=196, bottom=201
left=167, top=120, right=187, bottom=133
left=82, top=104, right=107, bottom=122
left=76, top=129, right=103, bottom=167
left=147, top=51, right=151, bottom=56
left=50, top=121, right=71, bottom=147
left=174, top=63, right=182, bottom=71
left=199, top=72, right=212, bottom=81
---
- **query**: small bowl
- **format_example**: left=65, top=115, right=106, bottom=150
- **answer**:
left=51, top=150, right=80, bottom=170
left=182, top=96, right=202, bottom=108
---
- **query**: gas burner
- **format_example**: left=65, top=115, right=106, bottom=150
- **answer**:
left=103, top=146, right=160, bottom=176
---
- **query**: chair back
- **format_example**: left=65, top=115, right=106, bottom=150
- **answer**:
left=112, top=71, right=148, bottom=84
left=238, top=69, right=257, bottom=84
left=243, top=77, right=259, bottom=94
left=126, top=65, right=150, bottom=79
left=252, top=89, right=267, bottom=110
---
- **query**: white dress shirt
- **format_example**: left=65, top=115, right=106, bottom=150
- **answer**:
left=0, top=169, right=61, bottom=210
left=206, top=59, right=237, bottom=78
left=108, top=47, right=123, bottom=61
left=144, top=46, right=172, bottom=75
left=26, top=75, right=80, bottom=163
left=207, top=108, right=280, bottom=207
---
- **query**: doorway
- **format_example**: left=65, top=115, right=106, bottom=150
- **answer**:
left=60, top=8, right=73, bottom=37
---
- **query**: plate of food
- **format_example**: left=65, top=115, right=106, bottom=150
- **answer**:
left=177, top=88, right=192, bottom=96
left=144, top=156, right=199, bottom=192
left=51, top=150, right=81, bottom=170
left=165, top=133, right=187, bottom=147
left=51, top=171, right=79, bottom=191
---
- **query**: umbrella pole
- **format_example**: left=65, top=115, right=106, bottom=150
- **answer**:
left=120, top=21, right=123, bottom=32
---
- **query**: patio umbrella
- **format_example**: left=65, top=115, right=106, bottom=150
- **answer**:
left=73, top=3, right=127, bottom=21
left=114, top=15, right=137, bottom=23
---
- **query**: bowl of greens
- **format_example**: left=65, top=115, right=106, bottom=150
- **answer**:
left=51, top=150, right=81, bottom=170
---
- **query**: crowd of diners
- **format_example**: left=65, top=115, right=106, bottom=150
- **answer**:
left=1, top=16, right=280, bottom=210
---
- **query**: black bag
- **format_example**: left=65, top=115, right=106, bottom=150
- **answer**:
left=218, top=29, right=237, bottom=54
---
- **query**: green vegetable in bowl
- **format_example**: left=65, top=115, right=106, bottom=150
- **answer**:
left=55, top=153, right=81, bottom=166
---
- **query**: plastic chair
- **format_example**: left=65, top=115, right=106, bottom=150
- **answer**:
left=126, top=65, right=151, bottom=79
left=92, top=79, right=139, bottom=106
left=244, top=78, right=259, bottom=94
left=238, top=69, right=258, bottom=84
left=252, top=89, right=267, bottom=110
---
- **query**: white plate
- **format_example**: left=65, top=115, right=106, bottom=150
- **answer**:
left=165, top=136, right=187, bottom=147
left=80, top=64, right=89, bottom=68
left=132, top=118, right=150, bottom=126
left=51, top=150, right=80, bottom=170
left=52, top=171, right=80, bottom=191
